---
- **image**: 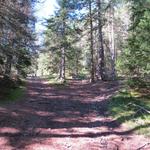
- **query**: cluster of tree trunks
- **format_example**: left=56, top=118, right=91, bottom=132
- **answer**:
left=89, top=0, right=116, bottom=82
left=43, top=0, right=120, bottom=82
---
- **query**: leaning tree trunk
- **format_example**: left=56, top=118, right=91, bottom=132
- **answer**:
left=97, top=0, right=105, bottom=81
left=89, top=0, right=95, bottom=83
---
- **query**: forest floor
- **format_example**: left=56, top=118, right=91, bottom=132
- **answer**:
left=0, top=77, right=149, bottom=150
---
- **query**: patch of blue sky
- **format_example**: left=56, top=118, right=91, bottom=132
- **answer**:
left=35, top=0, right=58, bottom=45
left=35, top=0, right=58, bottom=33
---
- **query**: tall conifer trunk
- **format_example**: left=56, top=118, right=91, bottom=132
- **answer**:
left=108, top=2, right=116, bottom=80
left=59, top=0, right=67, bottom=83
left=89, top=0, right=95, bottom=83
left=97, top=0, right=105, bottom=80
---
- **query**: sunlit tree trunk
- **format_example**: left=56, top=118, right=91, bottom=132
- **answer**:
left=89, top=0, right=95, bottom=83
left=60, top=46, right=65, bottom=82
left=97, top=0, right=105, bottom=80
left=59, top=1, right=67, bottom=82
left=108, top=2, right=116, bottom=80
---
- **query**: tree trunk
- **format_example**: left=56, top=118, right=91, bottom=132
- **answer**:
left=97, top=0, right=105, bottom=81
left=59, top=15, right=66, bottom=83
left=5, top=55, right=12, bottom=77
left=75, top=52, right=79, bottom=77
left=60, top=47, right=65, bottom=82
left=108, top=2, right=116, bottom=80
left=89, top=0, right=95, bottom=83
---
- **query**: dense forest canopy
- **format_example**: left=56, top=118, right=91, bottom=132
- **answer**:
left=36, top=0, right=149, bottom=85
left=0, top=0, right=36, bottom=80
left=0, top=0, right=149, bottom=86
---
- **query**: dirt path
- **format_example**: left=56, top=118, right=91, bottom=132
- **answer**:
left=0, top=77, right=149, bottom=150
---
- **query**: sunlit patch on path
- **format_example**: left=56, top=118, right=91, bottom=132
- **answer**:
left=0, top=78, right=149, bottom=150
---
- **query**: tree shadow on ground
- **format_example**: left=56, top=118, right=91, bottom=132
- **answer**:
left=0, top=78, right=149, bottom=149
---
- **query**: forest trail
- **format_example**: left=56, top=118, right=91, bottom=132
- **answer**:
left=0, top=78, right=149, bottom=150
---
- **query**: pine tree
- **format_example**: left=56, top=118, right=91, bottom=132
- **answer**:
left=122, top=0, right=150, bottom=81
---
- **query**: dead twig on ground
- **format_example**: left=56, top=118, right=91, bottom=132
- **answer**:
left=137, top=142, right=150, bottom=150
left=127, top=103, right=150, bottom=114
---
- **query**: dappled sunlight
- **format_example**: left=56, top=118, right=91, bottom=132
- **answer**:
left=0, top=0, right=149, bottom=148
left=0, top=127, right=20, bottom=134
left=11, top=111, right=20, bottom=117
left=35, top=111, right=56, bottom=117
left=0, top=107, right=8, bottom=113
left=0, top=137, right=11, bottom=150
left=0, top=78, right=149, bottom=149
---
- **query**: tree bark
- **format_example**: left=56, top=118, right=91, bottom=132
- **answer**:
left=60, top=46, right=65, bottom=82
left=108, top=2, right=116, bottom=80
left=97, top=0, right=105, bottom=80
left=75, top=51, right=79, bottom=76
left=89, top=0, right=95, bottom=83
left=5, top=55, right=12, bottom=77
left=59, top=9, right=66, bottom=83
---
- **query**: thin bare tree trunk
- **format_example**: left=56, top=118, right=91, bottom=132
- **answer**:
left=75, top=52, right=79, bottom=76
left=60, top=46, right=65, bottom=82
left=59, top=14, right=66, bottom=82
left=89, top=0, right=95, bottom=83
left=5, top=55, right=12, bottom=76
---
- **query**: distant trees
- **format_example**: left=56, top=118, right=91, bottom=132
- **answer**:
left=0, top=0, right=36, bottom=78
left=42, top=0, right=123, bottom=82
left=43, top=0, right=81, bottom=82
left=40, top=0, right=149, bottom=85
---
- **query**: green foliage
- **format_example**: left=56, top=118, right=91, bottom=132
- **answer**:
left=127, top=77, right=148, bottom=88
left=120, top=0, right=150, bottom=81
left=0, top=1, right=35, bottom=78
left=48, top=75, right=68, bottom=88
left=41, top=0, right=86, bottom=78
left=5, top=87, right=25, bottom=102
left=0, top=78, right=26, bottom=104
left=109, top=89, right=150, bottom=136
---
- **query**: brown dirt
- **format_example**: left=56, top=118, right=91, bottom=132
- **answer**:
left=0, top=77, right=149, bottom=150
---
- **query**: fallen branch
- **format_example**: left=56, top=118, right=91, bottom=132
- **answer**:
left=128, top=103, right=150, bottom=114
left=137, top=142, right=150, bottom=150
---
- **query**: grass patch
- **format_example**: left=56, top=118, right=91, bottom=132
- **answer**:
left=0, top=79, right=26, bottom=104
left=108, top=88, right=150, bottom=137
left=48, top=76, right=68, bottom=89
left=5, top=86, right=26, bottom=102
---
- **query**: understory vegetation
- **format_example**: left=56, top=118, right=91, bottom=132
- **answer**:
left=3, top=87, right=26, bottom=103
left=0, top=76, right=26, bottom=103
left=109, top=88, right=150, bottom=137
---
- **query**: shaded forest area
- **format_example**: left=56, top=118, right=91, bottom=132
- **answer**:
left=0, top=0, right=36, bottom=98
left=0, top=0, right=150, bottom=149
